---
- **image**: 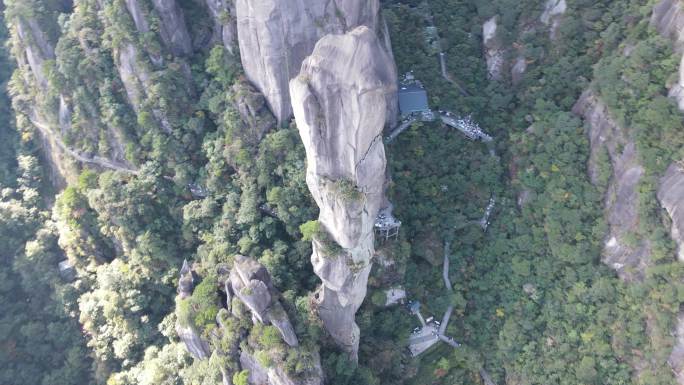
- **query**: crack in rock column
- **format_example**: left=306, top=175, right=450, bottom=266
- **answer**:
left=290, top=26, right=397, bottom=360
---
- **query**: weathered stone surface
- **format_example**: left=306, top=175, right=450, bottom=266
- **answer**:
left=290, top=26, right=396, bottom=359
left=231, top=81, right=277, bottom=143
left=15, top=18, right=55, bottom=89
left=151, top=0, right=193, bottom=56
left=483, top=16, right=504, bottom=81
left=573, top=90, right=651, bottom=282
left=235, top=0, right=390, bottom=123
left=176, top=323, right=212, bottom=359
left=658, top=163, right=684, bottom=261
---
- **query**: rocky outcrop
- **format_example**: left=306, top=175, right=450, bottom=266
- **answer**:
left=176, top=324, right=212, bottom=359
left=651, top=0, right=684, bottom=52
left=290, top=26, right=396, bottom=359
left=658, top=163, right=684, bottom=261
left=240, top=350, right=323, bottom=385
left=483, top=16, right=505, bottom=81
left=229, top=255, right=299, bottom=347
left=205, top=0, right=238, bottom=53
left=176, top=261, right=212, bottom=359
left=573, top=90, right=650, bottom=281
left=235, top=0, right=392, bottom=123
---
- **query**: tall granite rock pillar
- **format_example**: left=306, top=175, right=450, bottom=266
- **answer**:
left=290, top=26, right=397, bottom=360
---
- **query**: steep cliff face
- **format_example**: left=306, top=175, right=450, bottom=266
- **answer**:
left=573, top=90, right=651, bottom=281
left=235, top=0, right=392, bottom=124
left=205, top=0, right=238, bottom=53
left=124, top=0, right=192, bottom=57
left=652, top=0, right=684, bottom=110
left=290, top=26, right=397, bottom=359
left=15, top=18, right=55, bottom=89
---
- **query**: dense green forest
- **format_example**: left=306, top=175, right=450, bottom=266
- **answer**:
left=1, top=0, right=684, bottom=384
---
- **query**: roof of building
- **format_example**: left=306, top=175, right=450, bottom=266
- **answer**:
left=398, top=84, right=429, bottom=115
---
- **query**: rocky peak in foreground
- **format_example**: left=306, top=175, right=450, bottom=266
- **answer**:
left=290, top=25, right=397, bottom=360
left=236, top=0, right=392, bottom=124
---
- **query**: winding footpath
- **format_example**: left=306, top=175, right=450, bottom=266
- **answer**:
left=29, top=112, right=140, bottom=175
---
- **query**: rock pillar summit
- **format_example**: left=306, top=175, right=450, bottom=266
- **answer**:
left=236, top=0, right=393, bottom=124
left=290, top=26, right=397, bottom=360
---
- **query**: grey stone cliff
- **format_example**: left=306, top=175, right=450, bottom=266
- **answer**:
left=290, top=26, right=397, bottom=359
left=235, top=0, right=391, bottom=124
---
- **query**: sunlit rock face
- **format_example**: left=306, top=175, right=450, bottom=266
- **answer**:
left=235, top=0, right=390, bottom=124
left=290, top=26, right=396, bottom=359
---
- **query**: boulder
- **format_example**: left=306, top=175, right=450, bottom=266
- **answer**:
left=230, top=256, right=299, bottom=347
left=290, top=26, right=396, bottom=359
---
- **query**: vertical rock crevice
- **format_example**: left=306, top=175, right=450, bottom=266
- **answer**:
left=290, top=26, right=397, bottom=360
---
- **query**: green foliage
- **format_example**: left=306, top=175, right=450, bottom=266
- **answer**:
left=187, top=273, right=220, bottom=333
left=233, top=370, right=249, bottom=385
left=299, top=220, right=320, bottom=242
